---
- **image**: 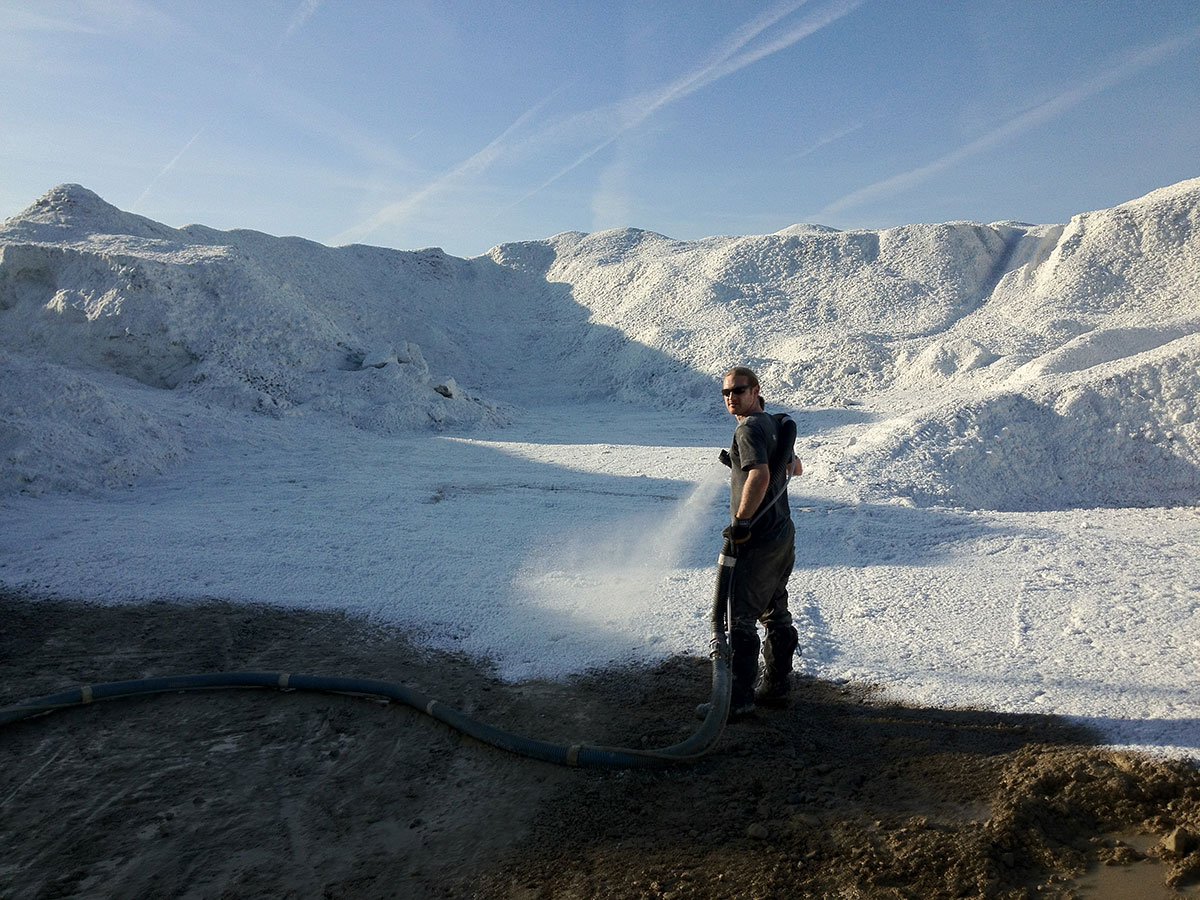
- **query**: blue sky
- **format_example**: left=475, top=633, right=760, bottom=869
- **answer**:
left=2, top=0, right=1197, bottom=257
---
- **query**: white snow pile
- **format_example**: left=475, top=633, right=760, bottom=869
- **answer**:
left=519, top=181, right=1200, bottom=511
left=3, top=180, right=1200, bottom=505
left=0, top=186, right=519, bottom=484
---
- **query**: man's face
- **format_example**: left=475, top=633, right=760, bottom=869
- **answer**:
left=722, top=374, right=759, bottom=418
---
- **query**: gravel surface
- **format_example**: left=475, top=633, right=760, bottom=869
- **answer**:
left=2, top=592, right=1198, bottom=900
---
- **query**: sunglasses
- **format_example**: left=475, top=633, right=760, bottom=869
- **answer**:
left=722, top=385, right=753, bottom=397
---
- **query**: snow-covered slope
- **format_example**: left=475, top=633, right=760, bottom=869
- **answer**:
left=0, top=186, right=669, bottom=493
left=2, top=179, right=1199, bottom=509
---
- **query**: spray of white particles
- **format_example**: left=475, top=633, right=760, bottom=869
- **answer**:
left=514, top=464, right=727, bottom=628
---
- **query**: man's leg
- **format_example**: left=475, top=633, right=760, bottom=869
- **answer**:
left=758, top=526, right=798, bottom=705
left=728, top=624, right=761, bottom=713
left=725, top=529, right=793, bottom=715
left=758, top=618, right=799, bottom=704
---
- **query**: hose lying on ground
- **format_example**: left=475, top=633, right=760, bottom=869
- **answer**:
left=0, top=664, right=728, bottom=769
left=0, top=573, right=734, bottom=769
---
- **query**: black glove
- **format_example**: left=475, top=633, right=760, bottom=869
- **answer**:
left=722, top=518, right=752, bottom=544
left=718, top=449, right=732, bottom=468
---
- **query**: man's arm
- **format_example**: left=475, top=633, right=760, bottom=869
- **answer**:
left=735, top=463, right=770, bottom=520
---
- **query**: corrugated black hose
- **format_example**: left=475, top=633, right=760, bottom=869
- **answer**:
left=0, top=562, right=736, bottom=769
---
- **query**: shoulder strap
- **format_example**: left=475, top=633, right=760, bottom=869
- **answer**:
left=747, top=413, right=797, bottom=527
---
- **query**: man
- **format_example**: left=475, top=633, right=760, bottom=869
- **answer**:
left=713, top=366, right=802, bottom=720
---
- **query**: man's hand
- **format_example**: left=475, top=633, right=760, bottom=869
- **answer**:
left=723, top=518, right=752, bottom=544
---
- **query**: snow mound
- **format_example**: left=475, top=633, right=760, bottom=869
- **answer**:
left=773, top=223, right=841, bottom=237
left=848, top=331, right=1200, bottom=510
left=538, top=220, right=1048, bottom=405
left=530, top=180, right=1200, bottom=510
left=0, top=238, right=503, bottom=409
left=0, top=356, right=186, bottom=496
left=3, top=183, right=181, bottom=244
left=2, top=178, right=1199, bottom=507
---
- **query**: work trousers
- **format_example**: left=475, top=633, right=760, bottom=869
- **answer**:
left=728, top=520, right=797, bottom=705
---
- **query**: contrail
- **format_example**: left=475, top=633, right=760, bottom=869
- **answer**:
left=332, top=0, right=864, bottom=245
left=3, top=7, right=105, bottom=34
left=521, top=0, right=865, bottom=202
left=816, top=26, right=1200, bottom=220
left=133, top=128, right=206, bottom=210
left=329, top=87, right=567, bottom=246
left=284, top=0, right=322, bottom=40
left=131, top=0, right=326, bottom=213
left=788, top=120, right=868, bottom=162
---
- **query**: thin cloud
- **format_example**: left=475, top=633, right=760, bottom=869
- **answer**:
left=256, top=77, right=420, bottom=175
left=816, top=26, right=1200, bottom=220
left=688, top=0, right=866, bottom=97
left=233, top=2, right=416, bottom=175
left=0, top=0, right=191, bottom=70
left=251, top=0, right=325, bottom=79
left=77, top=0, right=190, bottom=39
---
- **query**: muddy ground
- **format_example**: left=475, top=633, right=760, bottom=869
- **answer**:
left=1, top=591, right=1198, bottom=900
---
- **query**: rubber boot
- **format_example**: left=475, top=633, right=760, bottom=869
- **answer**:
left=696, top=629, right=760, bottom=722
left=729, top=628, right=761, bottom=717
left=756, top=624, right=799, bottom=707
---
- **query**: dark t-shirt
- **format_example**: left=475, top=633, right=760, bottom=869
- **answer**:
left=729, top=411, right=790, bottom=545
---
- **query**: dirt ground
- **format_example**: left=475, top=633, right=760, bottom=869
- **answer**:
left=2, top=591, right=1199, bottom=900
